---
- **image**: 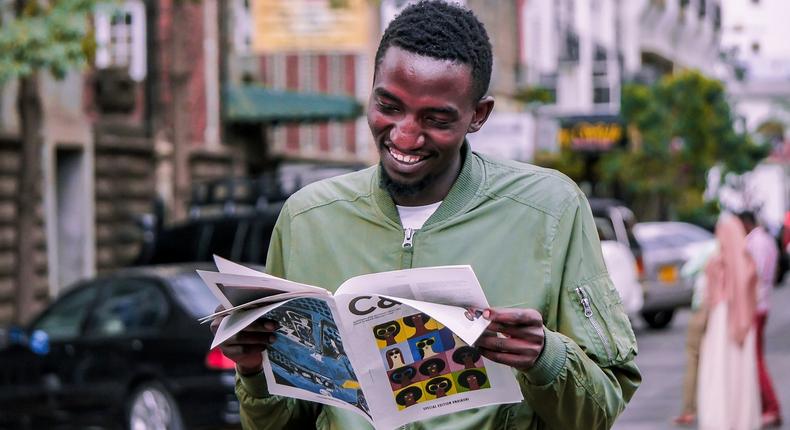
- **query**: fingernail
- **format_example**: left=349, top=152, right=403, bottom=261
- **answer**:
left=482, top=309, right=492, bottom=320
left=268, top=334, right=276, bottom=343
left=264, top=322, right=276, bottom=331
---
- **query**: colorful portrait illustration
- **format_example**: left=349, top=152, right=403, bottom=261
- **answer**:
left=418, top=356, right=447, bottom=378
left=424, top=376, right=456, bottom=400
left=380, top=343, right=415, bottom=370
left=401, top=312, right=441, bottom=337
left=456, top=369, right=490, bottom=392
left=388, top=364, right=418, bottom=390
left=449, top=346, right=483, bottom=371
left=373, top=311, right=492, bottom=410
left=373, top=320, right=403, bottom=347
left=409, top=333, right=445, bottom=361
left=394, top=384, right=424, bottom=410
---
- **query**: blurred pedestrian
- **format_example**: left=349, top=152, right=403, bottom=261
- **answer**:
left=739, top=211, right=783, bottom=428
left=672, top=239, right=717, bottom=426
left=697, top=213, right=760, bottom=430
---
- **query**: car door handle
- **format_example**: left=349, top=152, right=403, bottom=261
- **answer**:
left=131, top=339, right=143, bottom=351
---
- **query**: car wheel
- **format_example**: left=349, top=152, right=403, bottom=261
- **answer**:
left=126, top=381, right=184, bottom=430
left=641, top=309, right=675, bottom=329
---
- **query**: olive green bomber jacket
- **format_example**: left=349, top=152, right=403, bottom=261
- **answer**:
left=236, top=146, right=641, bottom=429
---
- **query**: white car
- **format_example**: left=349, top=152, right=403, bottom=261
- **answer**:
left=600, top=240, right=644, bottom=318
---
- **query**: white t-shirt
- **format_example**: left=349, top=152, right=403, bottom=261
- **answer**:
left=396, top=201, right=442, bottom=230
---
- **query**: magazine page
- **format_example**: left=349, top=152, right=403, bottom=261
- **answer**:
left=197, top=270, right=330, bottom=312
left=213, top=294, right=374, bottom=424
left=332, top=266, right=523, bottom=429
left=212, top=255, right=275, bottom=278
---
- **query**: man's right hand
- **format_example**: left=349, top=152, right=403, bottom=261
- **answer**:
left=209, top=306, right=279, bottom=376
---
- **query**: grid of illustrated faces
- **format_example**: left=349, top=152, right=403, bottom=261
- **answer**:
left=373, top=312, right=491, bottom=410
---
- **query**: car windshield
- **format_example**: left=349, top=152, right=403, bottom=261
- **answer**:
left=168, top=272, right=221, bottom=318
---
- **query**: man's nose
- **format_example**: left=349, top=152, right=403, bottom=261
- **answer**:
left=389, top=118, right=424, bottom=149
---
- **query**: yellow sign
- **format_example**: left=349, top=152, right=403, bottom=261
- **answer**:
left=251, top=0, right=370, bottom=53
left=558, top=122, right=623, bottom=151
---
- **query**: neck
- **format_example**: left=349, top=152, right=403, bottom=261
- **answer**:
left=390, top=154, right=462, bottom=207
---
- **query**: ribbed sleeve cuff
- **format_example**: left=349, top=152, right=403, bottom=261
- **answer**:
left=237, top=368, right=270, bottom=398
left=523, top=328, right=567, bottom=386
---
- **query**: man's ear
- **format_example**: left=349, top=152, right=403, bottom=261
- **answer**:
left=467, top=96, right=495, bottom=133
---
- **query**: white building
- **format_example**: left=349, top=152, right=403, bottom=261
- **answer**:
left=721, top=0, right=790, bottom=134
left=520, top=0, right=723, bottom=121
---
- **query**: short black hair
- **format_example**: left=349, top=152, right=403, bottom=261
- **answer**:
left=374, top=0, right=493, bottom=102
left=738, top=210, right=757, bottom=226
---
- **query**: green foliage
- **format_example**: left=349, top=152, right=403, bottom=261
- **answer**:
left=0, top=0, right=112, bottom=82
left=604, top=70, right=769, bottom=221
left=533, top=149, right=586, bottom=181
left=514, top=86, right=555, bottom=105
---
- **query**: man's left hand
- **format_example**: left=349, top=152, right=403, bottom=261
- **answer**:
left=474, top=308, right=545, bottom=372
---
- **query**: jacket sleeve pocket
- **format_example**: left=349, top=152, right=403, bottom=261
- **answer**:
left=567, top=274, right=637, bottom=366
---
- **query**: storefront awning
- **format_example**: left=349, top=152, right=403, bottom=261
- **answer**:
left=223, top=84, right=362, bottom=123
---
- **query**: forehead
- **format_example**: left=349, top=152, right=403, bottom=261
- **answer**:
left=373, top=46, right=474, bottom=103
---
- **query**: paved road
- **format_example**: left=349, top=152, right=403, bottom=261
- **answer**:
left=613, top=283, right=790, bottom=430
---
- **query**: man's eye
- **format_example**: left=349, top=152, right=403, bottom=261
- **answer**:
left=426, top=118, right=451, bottom=128
left=377, top=102, right=399, bottom=113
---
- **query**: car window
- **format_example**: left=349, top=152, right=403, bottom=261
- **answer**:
left=31, top=284, right=99, bottom=341
left=168, top=272, right=221, bottom=318
left=85, top=279, right=168, bottom=337
left=594, top=217, right=617, bottom=241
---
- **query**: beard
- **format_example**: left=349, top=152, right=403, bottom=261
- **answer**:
left=379, top=162, right=436, bottom=200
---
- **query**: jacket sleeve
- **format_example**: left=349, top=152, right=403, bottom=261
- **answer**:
left=236, top=201, right=325, bottom=429
left=518, top=192, right=641, bottom=429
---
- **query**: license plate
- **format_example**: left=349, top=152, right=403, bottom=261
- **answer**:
left=657, top=265, right=678, bottom=284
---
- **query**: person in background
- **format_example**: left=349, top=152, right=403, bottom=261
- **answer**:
left=738, top=211, right=783, bottom=428
left=210, top=1, right=641, bottom=429
left=697, top=213, right=760, bottom=430
left=672, top=238, right=717, bottom=426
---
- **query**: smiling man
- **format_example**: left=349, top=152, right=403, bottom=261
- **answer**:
left=214, top=1, right=640, bottom=429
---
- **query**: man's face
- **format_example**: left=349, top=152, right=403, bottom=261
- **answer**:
left=368, top=46, right=492, bottom=205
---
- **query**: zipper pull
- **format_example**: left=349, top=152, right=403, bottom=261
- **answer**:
left=575, top=287, right=593, bottom=318
left=402, top=228, right=415, bottom=248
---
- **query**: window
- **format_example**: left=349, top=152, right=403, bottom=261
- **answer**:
left=85, top=280, right=168, bottom=336
left=538, top=73, right=558, bottom=105
left=233, top=0, right=254, bottom=53
left=698, top=0, right=706, bottom=18
left=95, top=1, right=146, bottom=81
left=592, top=45, right=611, bottom=105
left=752, top=42, right=761, bottom=54
left=32, top=285, right=99, bottom=341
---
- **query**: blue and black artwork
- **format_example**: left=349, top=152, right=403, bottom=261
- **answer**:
left=266, top=298, right=369, bottom=416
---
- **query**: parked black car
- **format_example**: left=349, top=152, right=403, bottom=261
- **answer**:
left=0, top=264, right=239, bottom=430
left=135, top=165, right=362, bottom=267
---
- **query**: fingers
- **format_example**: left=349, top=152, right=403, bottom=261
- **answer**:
left=474, top=307, right=545, bottom=371
left=483, top=308, right=543, bottom=326
left=212, top=316, right=281, bottom=374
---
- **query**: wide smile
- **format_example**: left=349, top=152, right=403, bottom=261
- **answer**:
left=388, top=146, right=426, bottom=165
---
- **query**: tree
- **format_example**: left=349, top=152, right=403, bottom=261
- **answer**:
left=0, top=0, right=104, bottom=323
left=599, top=70, right=769, bottom=225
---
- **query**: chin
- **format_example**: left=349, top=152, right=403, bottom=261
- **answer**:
left=379, top=163, right=431, bottom=198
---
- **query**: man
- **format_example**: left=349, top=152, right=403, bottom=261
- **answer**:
left=739, top=211, right=783, bottom=428
left=213, top=2, right=640, bottom=428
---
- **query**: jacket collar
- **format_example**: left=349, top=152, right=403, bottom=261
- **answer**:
left=372, top=141, right=483, bottom=227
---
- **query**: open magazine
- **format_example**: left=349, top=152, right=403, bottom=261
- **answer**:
left=198, top=256, right=523, bottom=430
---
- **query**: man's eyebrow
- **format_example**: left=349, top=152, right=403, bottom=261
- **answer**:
left=373, top=88, right=460, bottom=117
left=373, top=88, right=400, bottom=101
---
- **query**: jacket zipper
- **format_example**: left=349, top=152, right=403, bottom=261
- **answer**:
left=402, top=228, right=415, bottom=248
left=575, top=286, right=614, bottom=363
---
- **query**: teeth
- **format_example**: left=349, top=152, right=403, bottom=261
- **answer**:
left=389, top=148, right=423, bottom=164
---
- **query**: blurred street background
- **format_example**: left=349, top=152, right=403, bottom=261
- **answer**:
left=1, top=0, right=790, bottom=428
